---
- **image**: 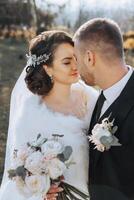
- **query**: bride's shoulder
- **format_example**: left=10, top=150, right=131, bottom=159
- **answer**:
left=71, top=80, right=99, bottom=102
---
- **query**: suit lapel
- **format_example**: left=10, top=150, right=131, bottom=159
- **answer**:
left=90, top=71, right=134, bottom=166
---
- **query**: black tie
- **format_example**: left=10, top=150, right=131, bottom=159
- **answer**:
left=95, top=91, right=106, bottom=121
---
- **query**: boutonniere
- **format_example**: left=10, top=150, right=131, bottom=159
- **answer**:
left=88, top=116, right=122, bottom=152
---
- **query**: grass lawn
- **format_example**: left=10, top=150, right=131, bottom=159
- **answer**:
left=0, top=38, right=28, bottom=183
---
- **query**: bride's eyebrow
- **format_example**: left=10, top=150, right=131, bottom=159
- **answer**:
left=62, top=57, right=72, bottom=61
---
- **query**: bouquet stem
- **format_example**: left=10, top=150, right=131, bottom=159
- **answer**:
left=56, top=181, right=89, bottom=200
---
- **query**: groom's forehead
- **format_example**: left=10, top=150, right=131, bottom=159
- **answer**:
left=73, top=45, right=79, bottom=56
left=74, top=40, right=83, bottom=51
left=74, top=41, right=87, bottom=54
left=74, top=39, right=80, bottom=46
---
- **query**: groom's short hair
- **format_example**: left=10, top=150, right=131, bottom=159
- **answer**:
left=74, top=18, right=124, bottom=60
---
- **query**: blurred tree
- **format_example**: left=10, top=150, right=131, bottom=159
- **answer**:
left=74, top=0, right=107, bottom=30
left=0, top=0, right=32, bottom=26
left=0, top=0, right=55, bottom=31
left=27, top=0, right=38, bottom=28
left=36, top=9, right=56, bottom=34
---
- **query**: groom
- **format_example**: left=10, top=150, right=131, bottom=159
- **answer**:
left=73, top=18, right=134, bottom=200
left=45, top=18, right=134, bottom=200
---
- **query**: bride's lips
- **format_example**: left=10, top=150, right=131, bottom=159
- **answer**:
left=71, top=71, right=79, bottom=76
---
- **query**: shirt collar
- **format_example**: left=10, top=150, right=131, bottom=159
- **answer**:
left=103, top=66, right=133, bottom=103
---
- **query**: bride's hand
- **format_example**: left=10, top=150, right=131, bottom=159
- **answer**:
left=44, top=184, right=63, bottom=200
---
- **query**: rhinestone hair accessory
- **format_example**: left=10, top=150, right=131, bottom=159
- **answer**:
left=26, top=52, right=51, bottom=67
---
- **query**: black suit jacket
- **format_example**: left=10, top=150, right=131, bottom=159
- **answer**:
left=88, top=71, right=134, bottom=200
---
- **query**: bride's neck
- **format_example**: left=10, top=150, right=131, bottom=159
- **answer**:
left=43, top=82, right=71, bottom=104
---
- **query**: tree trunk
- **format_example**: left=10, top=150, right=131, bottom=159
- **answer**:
left=27, top=0, right=38, bottom=28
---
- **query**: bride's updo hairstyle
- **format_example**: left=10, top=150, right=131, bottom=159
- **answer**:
left=25, top=31, right=73, bottom=95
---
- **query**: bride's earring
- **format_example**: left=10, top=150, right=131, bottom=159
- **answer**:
left=49, top=75, right=53, bottom=83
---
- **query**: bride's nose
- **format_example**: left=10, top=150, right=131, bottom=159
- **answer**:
left=71, top=65, right=78, bottom=73
left=71, top=59, right=78, bottom=70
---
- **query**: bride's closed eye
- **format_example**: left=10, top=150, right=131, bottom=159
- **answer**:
left=63, top=62, right=71, bottom=65
left=62, top=57, right=72, bottom=65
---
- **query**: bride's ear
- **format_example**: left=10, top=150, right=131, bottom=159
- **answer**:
left=43, top=64, right=53, bottom=77
left=83, top=50, right=95, bottom=67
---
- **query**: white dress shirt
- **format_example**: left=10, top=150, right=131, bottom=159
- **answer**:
left=100, top=66, right=133, bottom=117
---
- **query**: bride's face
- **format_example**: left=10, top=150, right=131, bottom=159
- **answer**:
left=46, top=43, right=80, bottom=85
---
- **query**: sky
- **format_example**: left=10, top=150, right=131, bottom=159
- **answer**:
left=35, top=0, right=134, bottom=29
left=36, top=0, right=133, bottom=9
left=36, top=0, right=134, bottom=16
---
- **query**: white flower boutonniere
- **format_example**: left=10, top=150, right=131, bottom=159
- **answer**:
left=88, top=116, right=122, bottom=152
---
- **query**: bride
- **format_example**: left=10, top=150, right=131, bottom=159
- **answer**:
left=0, top=30, right=98, bottom=200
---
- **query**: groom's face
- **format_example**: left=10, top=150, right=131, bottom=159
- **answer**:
left=74, top=41, right=95, bottom=86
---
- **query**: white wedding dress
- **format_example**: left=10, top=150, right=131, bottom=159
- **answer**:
left=0, top=68, right=98, bottom=200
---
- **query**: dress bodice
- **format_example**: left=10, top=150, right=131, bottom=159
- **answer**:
left=0, top=82, right=99, bottom=200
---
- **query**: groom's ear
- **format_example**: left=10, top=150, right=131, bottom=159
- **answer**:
left=84, top=50, right=95, bottom=68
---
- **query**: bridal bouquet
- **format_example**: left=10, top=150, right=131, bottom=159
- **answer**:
left=8, top=134, right=89, bottom=200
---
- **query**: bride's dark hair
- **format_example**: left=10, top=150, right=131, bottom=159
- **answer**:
left=25, top=31, right=74, bottom=95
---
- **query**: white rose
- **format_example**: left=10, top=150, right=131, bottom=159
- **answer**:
left=92, top=124, right=111, bottom=141
left=17, top=145, right=34, bottom=161
left=12, top=145, right=34, bottom=169
left=25, top=175, right=50, bottom=195
left=41, top=140, right=64, bottom=157
left=15, top=176, right=32, bottom=198
left=46, top=158, right=66, bottom=179
left=89, top=117, right=119, bottom=152
left=89, top=123, right=112, bottom=152
left=25, top=151, right=44, bottom=174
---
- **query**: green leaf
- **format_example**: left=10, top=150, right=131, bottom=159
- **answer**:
left=52, top=134, right=64, bottom=138
left=16, top=166, right=26, bottom=181
left=100, top=136, right=113, bottom=144
left=27, top=142, right=31, bottom=147
left=111, top=126, right=118, bottom=134
left=58, top=146, right=73, bottom=162
left=58, top=153, right=65, bottom=162
left=8, top=169, right=16, bottom=179
left=63, top=146, right=73, bottom=160
left=111, top=136, right=122, bottom=146
left=37, top=133, right=41, bottom=140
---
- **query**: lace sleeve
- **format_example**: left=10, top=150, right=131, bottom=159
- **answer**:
left=71, top=80, right=99, bottom=126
